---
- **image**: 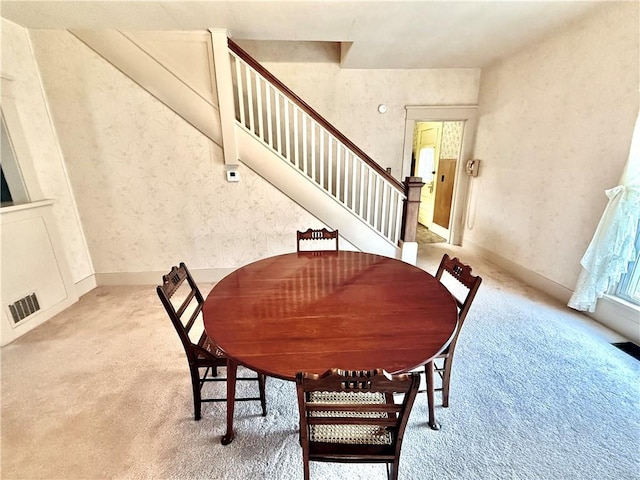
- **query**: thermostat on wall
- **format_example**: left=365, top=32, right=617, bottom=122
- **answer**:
left=225, top=165, right=240, bottom=182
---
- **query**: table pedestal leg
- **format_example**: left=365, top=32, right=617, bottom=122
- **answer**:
left=426, top=361, right=440, bottom=430
left=221, top=359, right=237, bottom=445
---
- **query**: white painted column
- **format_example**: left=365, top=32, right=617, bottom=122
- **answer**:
left=210, top=29, right=238, bottom=166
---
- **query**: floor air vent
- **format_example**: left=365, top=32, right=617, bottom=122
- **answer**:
left=8, top=293, right=40, bottom=324
left=612, top=342, right=640, bottom=361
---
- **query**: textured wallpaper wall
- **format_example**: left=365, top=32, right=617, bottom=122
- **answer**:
left=29, top=30, right=324, bottom=274
left=409, top=120, right=464, bottom=160
left=440, top=121, right=464, bottom=160
left=469, top=2, right=639, bottom=289
left=1, top=20, right=94, bottom=283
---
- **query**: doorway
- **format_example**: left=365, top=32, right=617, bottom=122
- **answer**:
left=411, top=120, right=464, bottom=241
left=402, top=106, right=478, bottom=246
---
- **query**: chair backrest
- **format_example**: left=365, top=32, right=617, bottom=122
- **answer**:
left=435, top=254, right=482, bottom=329
left=296, top=368, right=420, bottom=466
left=297, top=228, right=339, bottom=252
left=156, top=262, right=208, bottom=363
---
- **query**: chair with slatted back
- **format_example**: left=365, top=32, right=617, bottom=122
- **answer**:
left=297, top=228, right=339, bottom=252
left=296, top=368, right=420, bottom=480
left=423, top=253, right=482, bottom=430
left=157, top=262, right=267, bottom=421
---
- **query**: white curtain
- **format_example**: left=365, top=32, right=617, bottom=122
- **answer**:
left=568, top=111, right=640, bottom=312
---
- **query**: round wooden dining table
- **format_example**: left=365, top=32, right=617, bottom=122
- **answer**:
left=203, top=250, right=458, bottom=444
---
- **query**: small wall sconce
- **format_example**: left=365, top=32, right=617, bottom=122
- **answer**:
left=377, top=104, right=387, bottom=114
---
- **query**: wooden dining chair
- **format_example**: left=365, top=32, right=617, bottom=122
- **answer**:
left=296, top=368, right=420, bottom=480
left=297, top=228, right=339, bottom=252
left=157, top=262, right=267, bottom=421
left=423, top=254, right=482, bottom=430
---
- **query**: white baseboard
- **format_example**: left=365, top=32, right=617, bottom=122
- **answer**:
left=464, top=240, right=639, bottom=344
left=464, top=240, right=573, bottom=304
left=75, top=275, right=97, bottom=297
left=94, top=268, right=236, bottom=286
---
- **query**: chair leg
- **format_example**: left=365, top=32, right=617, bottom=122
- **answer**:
left=303, top=452, right=310, bottom=480
left=388, top=460, right=399, bottom=480
left=258, top=373, right=267, bottom=417
left=190, top=366, right=202, bottom=421
left=442, top=356, right=453, bottom=408
left=425, top=361, right=440, bottom=430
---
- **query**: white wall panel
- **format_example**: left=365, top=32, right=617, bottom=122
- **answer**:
left=1, top=201, right=78, bottom=345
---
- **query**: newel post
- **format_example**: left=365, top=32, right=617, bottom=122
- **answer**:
left=401, top=176, right=424, bottom=242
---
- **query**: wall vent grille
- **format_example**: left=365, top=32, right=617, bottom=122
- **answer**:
left=8, top=293, right=40, bottom=324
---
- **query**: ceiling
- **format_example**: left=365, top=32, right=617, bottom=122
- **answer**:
left=1, top=1, right=606, bottom=69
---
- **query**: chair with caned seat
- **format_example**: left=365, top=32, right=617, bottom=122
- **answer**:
left=421, top=253, right=482, bottom=430
left=297, top=228, right=339, bottom=252
left=295, top=368, right=420, bottom=480
left=157, top=262, right=267, bottom=421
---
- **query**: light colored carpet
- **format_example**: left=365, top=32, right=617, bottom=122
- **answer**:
left=1, top=243, right=639, bottom=480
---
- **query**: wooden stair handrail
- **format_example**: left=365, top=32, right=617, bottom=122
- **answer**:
left=228, top=38, right=405, bottom=193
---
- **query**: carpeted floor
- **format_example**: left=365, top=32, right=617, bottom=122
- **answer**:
left=1, top=243, right=638, bottom=479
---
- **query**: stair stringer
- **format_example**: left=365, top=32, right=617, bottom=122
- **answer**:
left=70, top=29, right=223, bottom=147
left=236, top=126, right=400, bottom=258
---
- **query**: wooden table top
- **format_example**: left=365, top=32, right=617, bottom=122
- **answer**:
left=203, top=251, right=458, bottom=381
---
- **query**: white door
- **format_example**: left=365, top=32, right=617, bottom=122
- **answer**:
left=413, top=122, right=442, bottom=229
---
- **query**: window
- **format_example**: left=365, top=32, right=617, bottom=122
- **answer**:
left=1, top=77, right=41, bottom=207
left=615, top=221, right=640, bottom=305
left=1, top=165, right=12, bottom=204
left=1, top=113, right=29, bottom=206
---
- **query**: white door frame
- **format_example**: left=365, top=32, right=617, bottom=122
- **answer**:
left=401, top=105, right=478, bottom=246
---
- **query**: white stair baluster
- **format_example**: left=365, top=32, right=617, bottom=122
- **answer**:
left=311, top=121, right=316, bottom=182
left=265, top=83, right=273, bottom=148
left=335, top=142, right=341, bottom=202
left=374, top=176, right=381, bottom=230
left=302, top=115, right=308, bottom=175
left=293, top=106, right=300, bottom=168
left=275, top=92, right=282, bottom=155
left=256, top=75, right=264, bottom=141
left=246, top=69, right=255, bottom=134
left=326, top=134, right=330, bottom=193
left=234, top=55, right=246, bottom=127
left=320, top=129, right=325, bottom=188
left=381, top=183, right=389, bottom=237
left=360, top=163, right=366, bottom=220
left=351, top=152, right=357, bottom=212
left=394, top=191, right=403, bottom=244
left=284, top=98, right=291, bottom=163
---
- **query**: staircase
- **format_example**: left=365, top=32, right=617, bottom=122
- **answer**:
left=71, top=29, right=409, bottom=258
